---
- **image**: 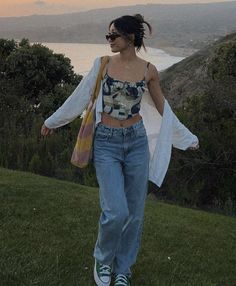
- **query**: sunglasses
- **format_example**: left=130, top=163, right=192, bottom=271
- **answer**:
left=105, top=33, right=122, bottom=41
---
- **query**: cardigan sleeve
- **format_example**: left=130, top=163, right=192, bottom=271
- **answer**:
left=171, top=112, right=199, bottom=150
left=44, top=57, right=101, bottom=129
left=148, top=100, right=199, bottom=187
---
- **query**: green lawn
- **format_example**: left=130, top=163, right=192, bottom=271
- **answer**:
left=0, top=167, right=236, bottom=286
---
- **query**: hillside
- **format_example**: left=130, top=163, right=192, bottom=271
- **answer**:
left=0, top=2, right=236, bottom=50
left=155, top=31, right=236, bottom=216
left=1, top=167, right=236, bottom=285
left=160, top=32, right=236, bottom=107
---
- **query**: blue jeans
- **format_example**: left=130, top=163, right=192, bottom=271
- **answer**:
left=93, top=119, right=149, bottom=276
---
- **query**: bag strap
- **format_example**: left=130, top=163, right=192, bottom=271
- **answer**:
left=91, top=55, right=110, bottom=103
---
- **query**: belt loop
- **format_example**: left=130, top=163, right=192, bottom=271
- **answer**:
left=122, top=128, right=125, bottom=136
left=109, top=128, right=113, bottom=138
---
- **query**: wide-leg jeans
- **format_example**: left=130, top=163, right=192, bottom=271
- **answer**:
left=93, top=119, right=149, bottom=276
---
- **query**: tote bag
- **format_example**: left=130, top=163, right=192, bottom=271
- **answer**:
left=71, top=56, right=109, bottom=168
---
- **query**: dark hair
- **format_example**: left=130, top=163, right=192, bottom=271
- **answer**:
left=109, top=14, right=152, bottom=52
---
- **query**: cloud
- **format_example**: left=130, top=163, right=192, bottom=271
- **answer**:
left=34, top=0, right=46, bottom=6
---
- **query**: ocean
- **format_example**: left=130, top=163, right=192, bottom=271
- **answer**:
left=42, top=42, right=185, bottom=75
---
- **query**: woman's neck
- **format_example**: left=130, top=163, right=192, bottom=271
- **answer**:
left=118, top=48, right=137, bottom=63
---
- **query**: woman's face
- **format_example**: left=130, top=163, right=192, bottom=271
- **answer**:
left=107, top=23, right=132, bottom=53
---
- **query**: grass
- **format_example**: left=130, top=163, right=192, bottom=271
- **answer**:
left=0, top=167, right=236, bottom=286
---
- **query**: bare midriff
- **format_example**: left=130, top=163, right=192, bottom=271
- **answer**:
left=101, top=112, right=142, bottom=128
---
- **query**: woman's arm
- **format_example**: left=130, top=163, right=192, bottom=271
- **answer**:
left=147, top=64, right=165, bottom=116
left=147, top=63, right=199, bottom=150
left=42, top=57, right=101, bottom=132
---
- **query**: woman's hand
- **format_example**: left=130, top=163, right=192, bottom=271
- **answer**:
left=188, top=143, right=199, bottom=150
left=41, top=123, right=54, bottom=136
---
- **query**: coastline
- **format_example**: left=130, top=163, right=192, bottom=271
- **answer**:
left=41, top=41, right=198, bottom=59
left=156, top=46, right=199, bottom=57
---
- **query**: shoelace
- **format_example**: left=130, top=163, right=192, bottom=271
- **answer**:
left=99, top=264, right=111, bottom=276
left=115, top=274, right=129, bottom=285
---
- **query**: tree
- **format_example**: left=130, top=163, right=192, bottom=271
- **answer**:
left=0, top=38, right=84, bottom=182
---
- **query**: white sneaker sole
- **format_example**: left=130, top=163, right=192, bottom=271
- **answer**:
left=93, top=261, right=111, bottom=286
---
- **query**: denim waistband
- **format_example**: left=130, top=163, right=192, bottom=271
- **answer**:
left=96, top=119, right=145, bottom=135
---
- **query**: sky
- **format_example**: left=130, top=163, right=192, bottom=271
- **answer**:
left=0, top=0, right=235, bottom=17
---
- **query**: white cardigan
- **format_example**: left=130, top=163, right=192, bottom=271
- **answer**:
left=45, top=57, right=199, bottom=187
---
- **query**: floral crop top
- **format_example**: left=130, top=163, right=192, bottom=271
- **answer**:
left=102, top=62, right=150, bottom=120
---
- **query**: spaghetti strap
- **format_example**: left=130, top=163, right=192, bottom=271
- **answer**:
left=144, top=62, right=150, bottom=80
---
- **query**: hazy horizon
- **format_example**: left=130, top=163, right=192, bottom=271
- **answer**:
left=0, top=0, right=236, bottom=17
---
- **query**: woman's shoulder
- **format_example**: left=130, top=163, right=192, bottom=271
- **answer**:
left=148, top=62, right=158, bottom=73
left=140, top=60, right=159, bottom=83
left=93, top=55, right=109, bottom=64
left=137, top=57, right=157, bottom=70
left=92, top=56, right=110, bottom=70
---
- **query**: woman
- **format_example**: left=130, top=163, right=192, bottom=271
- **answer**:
left=41, top=14, right=199, bottom=286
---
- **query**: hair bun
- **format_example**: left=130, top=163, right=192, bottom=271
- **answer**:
left=134, top=14, right=144, bottom=23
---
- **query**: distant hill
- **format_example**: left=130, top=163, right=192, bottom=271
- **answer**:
left=160, top=31, right=236, bottom=106
left=0, top=2, right=236, bottom=49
